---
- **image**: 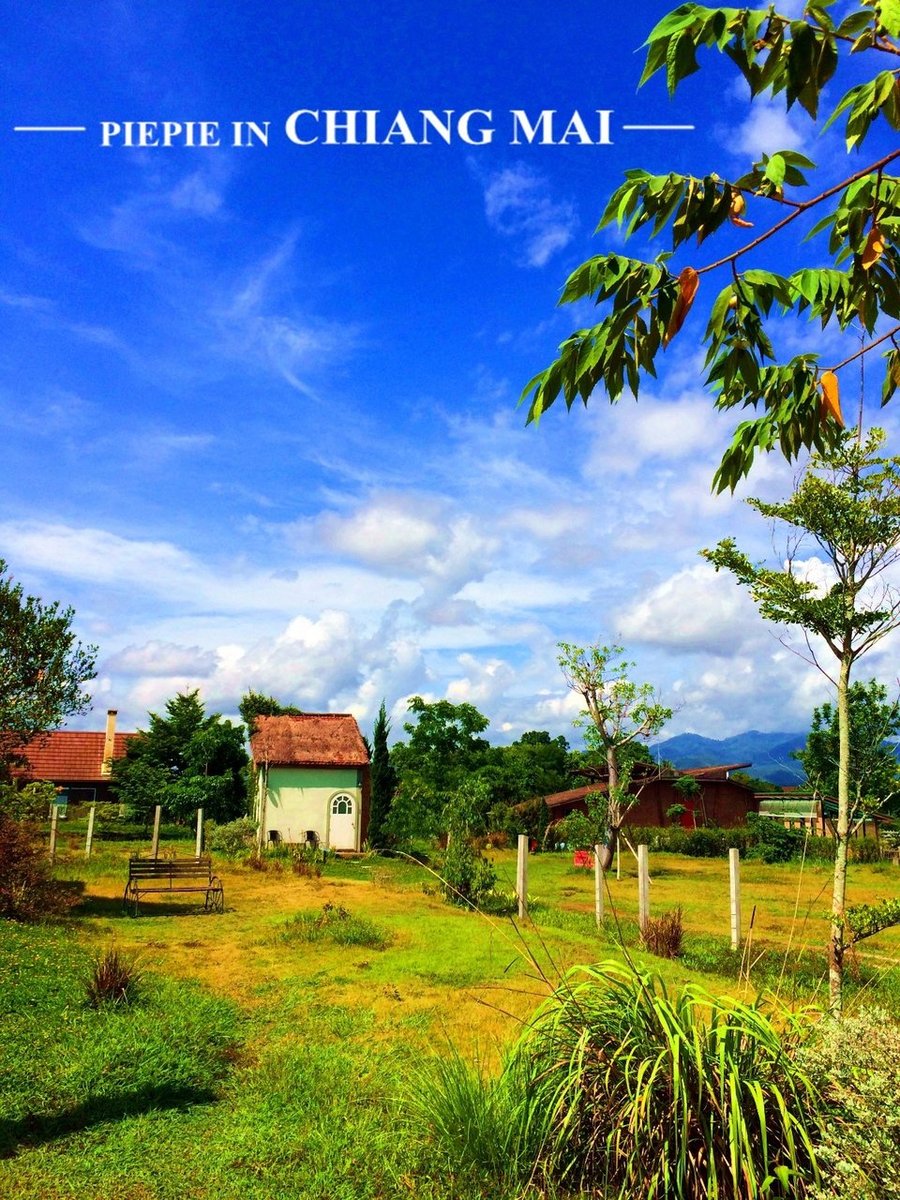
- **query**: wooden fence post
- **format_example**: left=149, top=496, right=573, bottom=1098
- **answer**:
left=195, top=808, right=204, bottom=858
left=516, top=834, right=528, bottom=921
left=637, top=843, right=650, bottom=933
left=48, top=803, right=60, bottom=863
left=85, top=805, right=96, bottom=859
left=729, top=847, right=741, bottom=950
left=593, top=844, right=604, bottom=928
left=151, top=805, right=162, bottom=859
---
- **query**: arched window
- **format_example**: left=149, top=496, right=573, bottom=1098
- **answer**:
left=331, top=793, right=353, bottom=816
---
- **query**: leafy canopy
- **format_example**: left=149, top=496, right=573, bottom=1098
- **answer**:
left=0, top=559, right=96, bottom=779
left=795, top=678, right=900, bottom=813
left=112, top=690, right=248, bottom=823
left=522, top=2, right=900, bottom=490
left=703, top=427, right=900, bottom=662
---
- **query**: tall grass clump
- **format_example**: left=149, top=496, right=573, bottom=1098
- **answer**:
left=640, top=906, right=683, bottom=958
left=408, top=1046, right=549, bottom=1191
left=85, top=946, right=141, bottom=1008
left=507, top=961, right=822, bottom=1198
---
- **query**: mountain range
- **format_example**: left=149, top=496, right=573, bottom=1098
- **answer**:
left=652, top=730, right=809, bottom=787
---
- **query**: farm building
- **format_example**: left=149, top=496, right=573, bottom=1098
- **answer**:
left=9, top=709, right=134, bottom=807
left=250, top=713, right=370, bottom=851
left=757, top=791, right=893, bottom=839
left=544, top=762, right=759, bottom=829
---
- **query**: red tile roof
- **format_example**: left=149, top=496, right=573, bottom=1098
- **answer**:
left=544, top=764, right=755, bottom=809
left=250, top=714, right=369, bottom=768
left=11, top=731, right=135, bottom=782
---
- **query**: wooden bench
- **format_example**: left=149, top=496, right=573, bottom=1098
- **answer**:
left=123, top=855, right=224, bottom=916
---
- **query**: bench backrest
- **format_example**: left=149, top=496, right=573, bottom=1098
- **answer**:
left=128, top=856, right=212, bottom=880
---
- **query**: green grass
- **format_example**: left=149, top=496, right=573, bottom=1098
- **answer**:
left=1, top=841, right=897, bottom=1198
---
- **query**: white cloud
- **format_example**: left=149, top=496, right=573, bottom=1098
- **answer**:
left=104, top=641, right=218, bottom=677
left=479, top=164, right=578, bottom=267
left=320, top=498, right=442, bottom=572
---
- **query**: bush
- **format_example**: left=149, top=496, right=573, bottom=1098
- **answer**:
left=0, top=814, right=78, bottom=921
left=85, top=946, right=141, bottom=1008
left=681, top=827, right=729, bottom=857
left=848, top=836, right=882, bottom=864
left=801, top=1007, right=900, bottom=1200
left=508, top=962, right=822, bottom=1198
left=206, top=816, right=257, bottom=857
left=439, top=836, right=497, bottom=907
left=0, top=780, right=57, bottom=821
left=641, top=907, right=683, bottom=958
left=746, top=813, right=807, bottom=863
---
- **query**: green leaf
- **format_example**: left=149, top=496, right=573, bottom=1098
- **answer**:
left=874, top=0, right=900, bottom=38
left=666, top=30, right=700, bottom=96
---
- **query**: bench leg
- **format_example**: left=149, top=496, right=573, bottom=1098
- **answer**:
left=123, top=881, right=140, bottom=917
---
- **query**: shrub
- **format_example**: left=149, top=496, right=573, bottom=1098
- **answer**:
left=280, top=903, right=392, bottom=950
left=439, top=836, right=497, bottom=907
left=291, top=842, right=323, bottom=877
left=85, top=946, right=141, bottom=1008
left=640, top=907, right=683, bottom=958
left=206, top=816, right=257, bottom=857
left=800, top=1007, right=900, bottom=1200
left=508, top=962, right=822, bottom=1198
left=0, top=814, right=78, bottom=920
left=746, top=813, right=806, bottom=863
left=0, top=779, right=57, bottom=821
left=681, top=827, right=728, bottom=857
left=848, top=836, right=882, bottom=864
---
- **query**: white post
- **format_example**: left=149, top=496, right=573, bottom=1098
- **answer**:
left=729, top=847, right=742, bottom=950
left=151, top=805, right=162, bottom=859
left=85, top=805, right=96, bottom=859
left=638, top=843, right=650, bottom=933
left=593, top=844, right=604, bottom=927
left=616, top=839, right=621, bottom=880
left=516, top=833, right=528, bottom=921
left=48, top=803, right=60, bottom=863
left=195, top=808, right=204, bottom=858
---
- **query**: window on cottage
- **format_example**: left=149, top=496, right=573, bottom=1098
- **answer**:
left=331, top=794, right=353, bottom=816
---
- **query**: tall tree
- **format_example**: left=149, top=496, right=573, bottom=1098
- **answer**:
left=0, top=559, right=96, bottom=780
left=796, top=679, right=900, bottom=817
left=368, top=700, right=397, bottom=846
left=522, top=3, right=900, bottom=491
left=557, top=642, right=671, bottom=869
left=387, top=697, right=492, bottom=842
left=704, top=429, right=900, bottom=1013
left=112, top=690, right=248, bottom=823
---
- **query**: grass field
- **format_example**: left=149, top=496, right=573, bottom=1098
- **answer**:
left=2, top=835, right=898, bottom=1198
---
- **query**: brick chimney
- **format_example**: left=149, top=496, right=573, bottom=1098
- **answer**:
left=101, top=709, right=117, bottom=777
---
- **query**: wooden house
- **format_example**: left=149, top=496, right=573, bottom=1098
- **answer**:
left=544, top=762, right=759, bottom=829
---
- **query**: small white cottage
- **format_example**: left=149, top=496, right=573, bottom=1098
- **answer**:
left=250, top=713, right=370, bottom=851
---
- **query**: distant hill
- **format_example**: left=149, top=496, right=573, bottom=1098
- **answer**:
left=652, top=730, right=809, bottom=787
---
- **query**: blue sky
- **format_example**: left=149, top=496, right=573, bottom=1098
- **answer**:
left=3, top=0, right=899, bottom=743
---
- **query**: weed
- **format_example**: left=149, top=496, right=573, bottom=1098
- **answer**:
left=85, top=946, right=142, bottom=1008
left=640, top=906, right=683, bottom=958
left=280, top=903, right=392, bottom=950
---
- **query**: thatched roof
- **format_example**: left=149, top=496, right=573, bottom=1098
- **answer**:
left=250, top=714, right=369, bottom=768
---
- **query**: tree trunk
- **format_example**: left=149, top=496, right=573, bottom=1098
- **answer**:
left=829, top=651, right=852, bottom=1017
